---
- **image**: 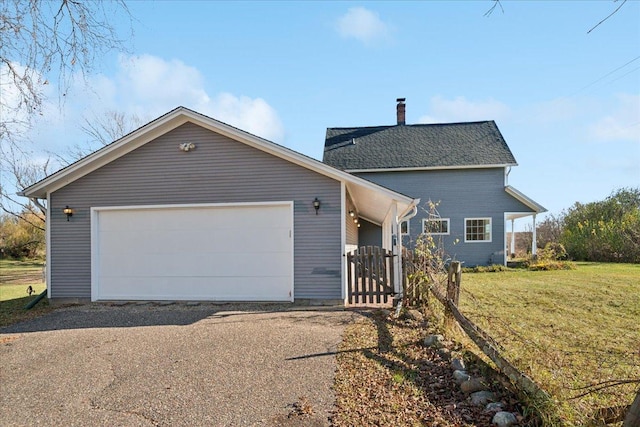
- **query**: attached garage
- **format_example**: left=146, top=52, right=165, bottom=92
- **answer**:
left=92, top=202, right=293, bottom=301
left=19, top=107, right=416, bottom=304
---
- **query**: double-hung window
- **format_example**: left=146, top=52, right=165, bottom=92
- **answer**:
left=465, top=218, right=492, bottom=242
left=423, top=218, right=450, bottom=235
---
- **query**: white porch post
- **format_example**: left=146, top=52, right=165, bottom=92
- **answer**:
left=510, top=219, right=515, bottom=258
left=531, top=214, right=537, bottom=258
left=390, top=202, right=402, bottom=296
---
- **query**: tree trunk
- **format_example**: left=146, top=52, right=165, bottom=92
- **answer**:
left=623, top=390, right=640, bottom=427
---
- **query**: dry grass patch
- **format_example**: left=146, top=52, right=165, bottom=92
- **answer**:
left=332, top=309, right=528, bottom=426
left=459, top=262, right=640, bottom=426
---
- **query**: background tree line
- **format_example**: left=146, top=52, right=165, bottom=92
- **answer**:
left=536, top=187, right=640, bottom=263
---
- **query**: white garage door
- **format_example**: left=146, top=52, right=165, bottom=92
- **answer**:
left=91, top=202, right=293, bottom=301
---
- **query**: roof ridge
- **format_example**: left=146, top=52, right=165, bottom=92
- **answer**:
left=327, top=120, right=494, bottom=131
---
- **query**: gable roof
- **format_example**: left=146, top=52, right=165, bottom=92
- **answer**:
left=19, top=107, right=418, bottom=225
left=505, top=185, right=547, bottom=214
left=323, top=121, right=518, bottom=171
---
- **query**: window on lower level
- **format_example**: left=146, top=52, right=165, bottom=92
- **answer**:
left=400, top=220, right=409, bottom=235
left=423, top=218, right=450, bottom=235
left=465, top=218, right=492, bottom=242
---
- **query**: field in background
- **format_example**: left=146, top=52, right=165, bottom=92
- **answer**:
left=459, top=262, right=640, bottom=425
left=0, top=259, right=51, bottom=328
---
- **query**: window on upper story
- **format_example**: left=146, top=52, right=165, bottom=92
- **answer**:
left=465, top=218, right=492, bottom=242
left=423, top=218, right=450, bottom=235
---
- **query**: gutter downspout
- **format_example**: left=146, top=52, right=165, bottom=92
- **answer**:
left=394, top=199, right=420, bottom=310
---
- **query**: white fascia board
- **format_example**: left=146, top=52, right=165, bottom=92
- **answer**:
left=20, top=111, right=191, bottom=198
left=20, top=107, right=414, bottom=207
left=505, top=185, right=547, bottom=213
left=345, top=163, right=517, bottom=173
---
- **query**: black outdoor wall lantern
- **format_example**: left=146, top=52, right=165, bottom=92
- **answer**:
left=313, top=198, right=321, bottom=215
left=63, top=206, right=73, bottom=221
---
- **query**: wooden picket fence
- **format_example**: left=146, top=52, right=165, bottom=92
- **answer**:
left=346, top=246, right=395, bottom=305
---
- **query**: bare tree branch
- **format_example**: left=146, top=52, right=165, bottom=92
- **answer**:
left=570, top=379, right=640, bottom=400
left=0, top=0, right=133, bottom=145
left=588, top=0, right=628, bottom=34
left=484, top=0, right=504, bottom=17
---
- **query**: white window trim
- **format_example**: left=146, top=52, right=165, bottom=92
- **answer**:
left=464, top=217, right=492, bottom=243
left=401, top=220, right=410, bottom=236
left=422, top=218, right=450, bottom=235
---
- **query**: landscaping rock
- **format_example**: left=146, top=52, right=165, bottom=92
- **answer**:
left=461, top=378, right=489, bottom=394
left=423, top=334, right=445, bottom=348
left=492, top=411, right=518, bottom=426
left=485, top=402, right=504, bottom=412
left=452, top=370, right=471, bottom=384
left=408, top=309, right=424, bottom=322
left=470, top=390, right=497, bottom=406
left=437, top=348, right=451, bottom=360
left=451, top=357, right=466, bottom=371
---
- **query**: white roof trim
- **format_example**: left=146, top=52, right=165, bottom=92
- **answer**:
left=505, top=185, right=547, bottom=213
left=20, top=107, right=416, bottom=210
left=346, top=163, right=517, bottom=173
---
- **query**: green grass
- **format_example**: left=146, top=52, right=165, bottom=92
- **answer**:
left=0, top=258, right=52, bottom=328
left=458, top=262, right=640, bottom=425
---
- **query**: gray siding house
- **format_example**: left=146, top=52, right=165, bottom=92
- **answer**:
left=323, top=99, right=545, bottom=266
left=20, top=107, right=417, bottom=303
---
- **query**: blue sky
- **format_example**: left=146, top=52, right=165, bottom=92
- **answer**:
left=7, top=1, right=640, bottom=223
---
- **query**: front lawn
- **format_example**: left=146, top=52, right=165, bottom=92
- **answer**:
left=0, top=258, right=52, bottom=328
left=459, top=262, right=640, bottom=425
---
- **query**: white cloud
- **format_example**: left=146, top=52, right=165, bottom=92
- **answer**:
left=110, top=54, right=283, bottom=141
left=335, top=7, right=391, bottom=45
left=115, top=54, right=210, bottom=114
left=0, top=62, right=60, bottom=140
left=588, top=93, right=640, bottom=143
left=18, top=54, right=285, bottom=149
left=418, top=96, right=511, bottom=123
left=204, top=93, right=284, bottom=141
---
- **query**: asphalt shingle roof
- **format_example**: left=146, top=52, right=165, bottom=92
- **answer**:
left=323, top=121, right=517, bottom=170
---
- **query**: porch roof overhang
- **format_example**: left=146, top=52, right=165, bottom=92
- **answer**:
left=345, top=180, right=418, bottom=226
left=19, top=106, right=418, bottom=225
left=505, top=185, right=547, bottom=221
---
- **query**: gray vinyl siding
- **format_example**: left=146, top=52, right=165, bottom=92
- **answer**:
left=356, top=168, right=533, bottom=266
left=345, top=194, right=358, bottom=247
left=49, top=122, right=342, bottom=300
left=358, top=219, right=382, bottom=247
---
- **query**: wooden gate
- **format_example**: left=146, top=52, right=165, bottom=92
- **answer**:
left=347, top=246, right=395, bottom=304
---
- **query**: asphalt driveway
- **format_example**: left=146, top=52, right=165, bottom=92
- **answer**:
left=0, top=303, right=356, bottom=426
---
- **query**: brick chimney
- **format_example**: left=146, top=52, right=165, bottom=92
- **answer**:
left=396, top=98, right=406, bottom=125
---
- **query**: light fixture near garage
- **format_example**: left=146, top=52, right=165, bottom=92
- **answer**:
left=313, top=198, right=321, bottom=215
left=349, top=210, right=355, bottom=217
left=179, top=142, right=196, bottom=152
left=63, top=206, right=73, bottom=221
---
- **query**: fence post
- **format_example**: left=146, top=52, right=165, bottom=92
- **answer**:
left=624, top=390, right=640, bottom=426
left=445, top=261, right=461, bottom=328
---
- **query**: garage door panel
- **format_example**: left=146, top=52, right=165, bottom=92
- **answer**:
left=99, top=224, right=290, bottom=254
left=98, top=276, right=291, bottom=301
left=93, top=203, right=293, bottom=301
left=99, top=250, right=293, bottom=278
